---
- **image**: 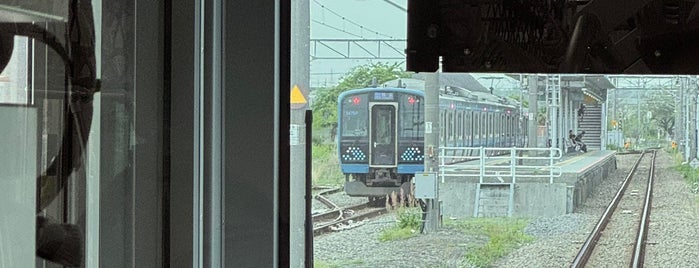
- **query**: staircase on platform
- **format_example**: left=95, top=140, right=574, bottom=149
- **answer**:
left=578, top=105, right=602, bottom=151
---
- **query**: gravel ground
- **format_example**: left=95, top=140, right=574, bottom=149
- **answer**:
left=314, top=151, right=699, bottom=267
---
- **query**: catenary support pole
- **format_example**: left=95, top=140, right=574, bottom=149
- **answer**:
left=423, top=71, right=440, bottom=233
left=290, top=0, right=310, bottom=266
left=528, top=75, right=539, bottom=148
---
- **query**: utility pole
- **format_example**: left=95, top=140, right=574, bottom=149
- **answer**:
left=637, top=78, right=647, bottom=148
left=528, top=75, right=539, bottom=148
left=423, top=71, right=440, bottom=233
left=290, top=0, right=310, bottom=266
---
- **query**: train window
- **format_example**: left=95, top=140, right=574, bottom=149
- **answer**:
left=500, top=114, right=505, bottom=141
left=490, top=113, right=493, bottom=138
left=399, top=94, right=424, bottom=137
left=341, top=94, right=369, bottom=137
left=473, top=112, right=479, bottom=141
left=481, top=113, right=486, bottom=142
left=447, top=111, right=454, bottom=142
left=489, top=113, right=493, bottom=142
left=440, top=110, right=445, bottom=144
left=506, top=114, right=511, bottom=141
left=469, top=112, right=473, bottom=146
left=374, top=107, right=394, bottom=145
left=457, top=112, right=462, bottom=141
left=507, top=114, right=515, bottom=137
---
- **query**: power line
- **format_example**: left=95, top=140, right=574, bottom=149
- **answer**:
left=382, top=0, right=407, bottom=12
left=312, top=0, right=396, bottom=39
left=311, top=19, right=362, bottom=38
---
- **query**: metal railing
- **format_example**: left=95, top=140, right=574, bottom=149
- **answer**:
left=438, top=147, right=563, bottom=184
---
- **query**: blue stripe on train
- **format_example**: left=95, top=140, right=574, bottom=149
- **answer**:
left=398, top=164, right=423, bottom=174
left=341, top=164, right=423, bottom=174
left=341, top=164, right=369, bottom=174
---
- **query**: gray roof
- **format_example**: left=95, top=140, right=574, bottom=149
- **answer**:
left=411, top=73, right=490, bottom=92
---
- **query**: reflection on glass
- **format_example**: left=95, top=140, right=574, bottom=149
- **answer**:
left=0, top=105, right=36, bottom=267
left=375, top=109, right=392, bottom=145
left=0, top=36, right=30, bottom=105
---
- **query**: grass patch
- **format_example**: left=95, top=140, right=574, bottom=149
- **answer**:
left=671, top=153, right=699, bottom=193
left=313, top=259, right=365, bottom=268
left=378, top=227, right=418, bottom=241
left=446, top=217, right=533, bottom=268
left=378, top=207, right=422, bottom=242
left=312, top=143, right=344, bottom=187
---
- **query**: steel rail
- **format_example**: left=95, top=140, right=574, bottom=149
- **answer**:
left=631, top=150, right=657, bottom=267
left=571, top=151, right=647, bottom=268
left=315, top=193, right=340, bottom=210
left=312, top=202, right=370, bottom=222
left=313, top=207, right=387, bottom=236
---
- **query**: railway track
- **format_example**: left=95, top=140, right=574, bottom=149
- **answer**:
left=312, top=189, right=387, bottom=236
left=571, top=150, right=657, bottom=267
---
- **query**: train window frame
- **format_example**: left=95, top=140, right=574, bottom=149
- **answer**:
left=0, top=36, right=34, bottom=107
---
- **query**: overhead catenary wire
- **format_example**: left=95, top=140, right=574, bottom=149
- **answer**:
left=311, top=19, right=363, bottom=38
left=312, top=0, right=396, bottom=39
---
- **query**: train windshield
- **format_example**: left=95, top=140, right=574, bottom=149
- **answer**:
left=341, top=93, right=368, bottom=137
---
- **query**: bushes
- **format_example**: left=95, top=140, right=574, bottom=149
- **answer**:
left=312, top=143, right=344, bottom=187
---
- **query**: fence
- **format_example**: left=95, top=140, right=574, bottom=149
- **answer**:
left=438, top=147, right=563, bottom=184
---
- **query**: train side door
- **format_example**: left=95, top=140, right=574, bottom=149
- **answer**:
left=369, top=103, right=397, bottom=167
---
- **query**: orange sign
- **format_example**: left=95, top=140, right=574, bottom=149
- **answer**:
left=290, top=85, right=307, bottom=109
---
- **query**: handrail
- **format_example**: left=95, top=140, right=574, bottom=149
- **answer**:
left=438, top=147, right=563, bottom=184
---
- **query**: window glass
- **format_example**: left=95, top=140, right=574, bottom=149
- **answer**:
left=399, top=94, right=423, bottom=138
left=0, top=2, right=163, bottom=266
left=340, top=94, right=368, bottom=137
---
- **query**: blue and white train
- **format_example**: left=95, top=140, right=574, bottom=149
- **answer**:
left=337, top=78, right=527, bottom=197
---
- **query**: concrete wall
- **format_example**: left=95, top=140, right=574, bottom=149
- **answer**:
left=564, top=155, right=618, bottom=213
left=439, top=153, right=617, bottom=218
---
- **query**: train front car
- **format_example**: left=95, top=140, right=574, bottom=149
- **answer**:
left=337, top=88, right=425, bottom=198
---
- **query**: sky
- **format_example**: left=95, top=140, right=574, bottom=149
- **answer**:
left=308, top=0, right=520, bottom=90
left=307, top=1, right=694, bottom=93
left=309, top=0, right=409, bottom=87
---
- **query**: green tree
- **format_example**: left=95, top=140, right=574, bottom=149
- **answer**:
left=644, top=90, right=676, bottom=136
left=311, top=62, right=412, bottom=140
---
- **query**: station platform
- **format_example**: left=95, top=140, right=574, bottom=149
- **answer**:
left=439, top=150, right=617, bottom=218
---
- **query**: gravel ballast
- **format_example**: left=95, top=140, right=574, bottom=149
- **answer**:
left=314, top=151, right=699, bottom=267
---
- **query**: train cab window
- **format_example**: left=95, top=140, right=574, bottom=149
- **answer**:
left=341, top=94, right=369, bottom=137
